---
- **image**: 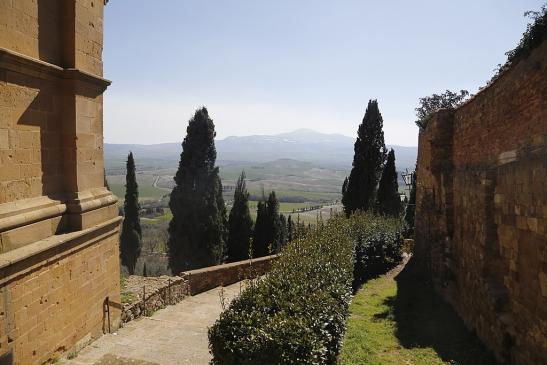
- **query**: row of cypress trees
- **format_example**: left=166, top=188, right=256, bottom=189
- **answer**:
left=167, top=107, right=290, bottom=273
left=120, top=101, right=406, bottom=274
left=119, top=107, right=289, bottom=275
left=226, top=174, right=290, bottom=262
left=342, top=99, right=402, bottom=217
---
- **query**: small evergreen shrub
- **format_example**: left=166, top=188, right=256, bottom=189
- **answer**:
left=208, top=212, right=404, bottom=364
left=350, top=214, right=404, bottom=289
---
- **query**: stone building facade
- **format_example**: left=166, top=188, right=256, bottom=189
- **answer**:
left=0, top=1, right=121, bottom=364
left=414, top=39, right=546, bottom=363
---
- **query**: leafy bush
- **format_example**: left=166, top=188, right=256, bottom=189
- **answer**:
left=414, top=90, right=469, bottom=130
left=350, top=214, right=404, bottom=289
left=208, top=212, right=404, bottom=364
left=492, top=5, right=547, bottom=83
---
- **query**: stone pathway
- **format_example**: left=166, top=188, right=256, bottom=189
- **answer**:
left=61, top=282, right=244, bottom=365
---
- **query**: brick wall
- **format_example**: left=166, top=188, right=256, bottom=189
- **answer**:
left=415, top=39, right=546, bottom=364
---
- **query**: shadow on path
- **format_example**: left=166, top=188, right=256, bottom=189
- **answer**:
left=384, top=259, right=499, bottom=365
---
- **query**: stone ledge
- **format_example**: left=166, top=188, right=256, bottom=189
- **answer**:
left=0, top=47, right=111, bottom=90
left=64, top=188, right=118, bottom=214
left=0, top=216, right=121, bottom=285
left=0, top=196, right=67, bottom=231
left=185, top=255, right=277, bottom=295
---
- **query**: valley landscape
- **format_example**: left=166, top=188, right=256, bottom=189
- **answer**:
left=105, top=129, right=417, bottom=205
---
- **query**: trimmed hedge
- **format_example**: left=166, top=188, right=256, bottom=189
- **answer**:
left=208, top=212, right=404, bottom=364
left=350, top=214, right=404, bottom=288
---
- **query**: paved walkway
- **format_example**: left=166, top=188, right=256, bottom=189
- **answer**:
left=61, top=282, right=243, bottom=365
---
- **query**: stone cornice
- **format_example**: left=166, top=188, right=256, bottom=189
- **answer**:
left=0, top=196, right=67, bottom=232
left=0, top=216, right=121, bottom=285
left=0, top=47, right=111, bottom=91
left=0, top=189, right=118, bottom=233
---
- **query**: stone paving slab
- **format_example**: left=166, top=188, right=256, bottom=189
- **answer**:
left=60, top=282, right=244, bottom=365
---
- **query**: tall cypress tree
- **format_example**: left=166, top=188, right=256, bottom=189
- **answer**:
left=120, top=152, right=142, bottom=275
left=253, top=200, right=268, bottom=257
left=343, top=100, right=386, bottom=215
left=279, top=213, right=288, bottom=248
left=227, top=171, right=253, bottom=262
left=287, top=215, right=294, bottom=242
left=167, top=107, right=227, bottom=273
left=265, top=191, right=281, bottom=253
left=376, top=149, right=401, bottom=216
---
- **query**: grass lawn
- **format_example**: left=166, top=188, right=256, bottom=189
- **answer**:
left=339, top=259, right=498, bottom=365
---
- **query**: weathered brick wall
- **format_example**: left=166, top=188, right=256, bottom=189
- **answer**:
left=0, top=1, right=121, bottom=364
left=415, top=39, right=546, bottom=364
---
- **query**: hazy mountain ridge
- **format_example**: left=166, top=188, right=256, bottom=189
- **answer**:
left=105, top=129, right=417, bottom=170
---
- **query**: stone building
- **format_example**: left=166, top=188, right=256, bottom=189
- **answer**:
left=414, top=38, right=546, bottom=363
left=0, top=1, right=121, bottom=364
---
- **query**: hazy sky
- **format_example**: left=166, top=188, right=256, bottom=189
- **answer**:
left=103, top=0, right=543, bottom=146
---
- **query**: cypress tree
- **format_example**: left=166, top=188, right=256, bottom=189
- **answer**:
left=167, top=107, right=227, bottom=273
left=265, top=191, right=281, bottom=253
left=120, top=152, right=142, bottom=275
left=343, top=100, right=386, bottom=215
left=287, top=215, right=294, bottom=242
left=227, top=171, right=253, bottom=262
left=253, top=200, right=268, bottom=257
left=376, top=149, right=401, bottom=216
left=279, top=214, right=288, bottom=247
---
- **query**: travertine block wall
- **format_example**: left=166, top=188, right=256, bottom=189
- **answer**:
left=0, top=1, right=121, bottom=364
left=415, top=39, right=546, bottom=364
left=0, top=225, right=121, bottom=365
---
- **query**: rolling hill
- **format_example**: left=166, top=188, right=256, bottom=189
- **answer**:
left=105, top=129, right=417, bottom=171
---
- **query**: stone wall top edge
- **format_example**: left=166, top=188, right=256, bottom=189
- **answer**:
left=425, top=37, right=547, bottom=123
left=184, top=255, right=279, bottom=276
left=0, top=216, right=121, bottom=279
left=456, top=37, right=547, bottom=111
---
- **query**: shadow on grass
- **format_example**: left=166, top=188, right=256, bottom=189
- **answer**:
left=386, top=258, right=499, bottom=365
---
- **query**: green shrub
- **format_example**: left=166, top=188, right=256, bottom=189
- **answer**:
left=208, top=212, right=404, bottom=364
left=350, top=214, right=404, bottom=289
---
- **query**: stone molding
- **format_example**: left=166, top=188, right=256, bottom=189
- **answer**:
left=0, top=189, right=119, bottom=253
left=64, top=188, right=118, bottom=214
left=0, top=196, right=66, bottom=232
left=0, top=47, right=111, bottom=91
left=0, top=216, right=121, bottom=286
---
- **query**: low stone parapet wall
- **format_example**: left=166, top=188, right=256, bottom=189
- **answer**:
left=121, top=255, right=277, bottom=323
left=185, top=255, right=277, bottom=295
left=121, top=275, right=189, bottom=323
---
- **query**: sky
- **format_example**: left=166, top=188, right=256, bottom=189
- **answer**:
left=103, top=0, right=543, bottom=146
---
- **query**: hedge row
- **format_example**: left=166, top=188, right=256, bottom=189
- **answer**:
left=350, top=214, right=404, bottom=289
left=208, top=212, right=404, bottom=364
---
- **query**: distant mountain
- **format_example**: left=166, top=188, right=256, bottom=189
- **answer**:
left=105, top=129, right=417, bottom=170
